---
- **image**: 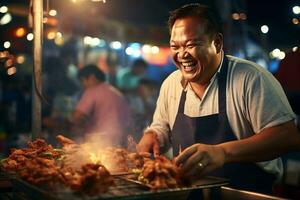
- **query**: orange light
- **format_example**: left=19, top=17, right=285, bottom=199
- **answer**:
left=16, top=55, right=25, bottom=64
left=232, top=13, right=240, bottom=20
left=15, top=27, right=26, bottom=38
left=7, top=66, right=17, bottom=76
left=142, top=47, right=171, bottom=66
left=47, top=31, right=56, bottom=40
left=43, top=17, right=58, bottom=26
left=5, top=58, right=14, bottom=67
left=292, top=18, right=299, bottom=25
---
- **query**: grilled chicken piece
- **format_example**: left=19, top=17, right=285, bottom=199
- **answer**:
left=128, top=152, right=151, bottom=169
left=56, top=135, right=76, bottom=146
left=138, top=156, right=186, bottom=190
left=76, top=163, right=114, bottom=195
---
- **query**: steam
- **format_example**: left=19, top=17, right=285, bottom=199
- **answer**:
left=62, top=132, right=139, bottom=173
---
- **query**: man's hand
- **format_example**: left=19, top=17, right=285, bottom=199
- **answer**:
left=175, top=143, right=226, bottom=178
left=136, top=131, right=160, bottom=157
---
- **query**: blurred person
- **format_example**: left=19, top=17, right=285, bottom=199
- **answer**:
left=137, top=79, right=159, bottom=123
left=275, top=46, right=300, bottom=119
left=137, top=3, right=300, bottom=194
left=104, top=52, right=120, bottom=87
left=42, top=57, right=79, bottom=142
left=42, top=57, right=79, bottom=123
left=116, top=59, right=148, bottom=91
left=70, top=64, right=131, bottom=146
left=126, top=79, right=159, bottom=139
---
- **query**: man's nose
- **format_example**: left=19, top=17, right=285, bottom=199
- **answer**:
left=177, top=48, right=189, bottom=58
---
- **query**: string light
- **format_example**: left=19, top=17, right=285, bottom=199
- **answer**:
left=0, top=6, right=8, bottom=13
left=4, top=41, right=11, bottom=49
left=71, top=0, right=106, bottom=3
left=91, top=0, right=106, bottom=2
left=7, top=67, right=17, bottom=76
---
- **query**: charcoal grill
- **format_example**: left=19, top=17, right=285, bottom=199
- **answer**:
left=10, top=175, right=228, bottom=200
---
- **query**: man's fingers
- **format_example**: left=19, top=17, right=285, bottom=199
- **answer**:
left=175, top=144, right=198, bottom=165
left=136, top=143, right=150, bottom=153
left=184, top=164, right=201, bottom=178
left=153, top=140, right=160, bottom=157
left=136, top=132, right=160, bottom=157
left=184, top=161, right=212, bottom=178
left=139, top=152, right=151, bottom=157
left=181, top=152, right=203, bottom=173
left=136, top=144, right=143, bottom=153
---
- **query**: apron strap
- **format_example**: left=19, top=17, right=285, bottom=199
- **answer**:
left=218, top=56, right=229, bottom=116
left=178, top=90, right=187, bottom=114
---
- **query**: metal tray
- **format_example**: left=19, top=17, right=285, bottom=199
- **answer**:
left=11, top=175, right=229, bottom=200
left=121, top=174, right=229, bottom=191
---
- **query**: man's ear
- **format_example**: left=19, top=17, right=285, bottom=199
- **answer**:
left=214, top=33, right=223, bottom=53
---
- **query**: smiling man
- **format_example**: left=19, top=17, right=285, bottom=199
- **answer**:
left=137, top=3, right=300, bottom=194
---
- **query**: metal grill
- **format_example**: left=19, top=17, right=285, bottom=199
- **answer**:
left=11, top=175, right=229, bottom=200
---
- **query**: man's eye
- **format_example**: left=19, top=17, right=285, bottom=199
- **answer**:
left=187, top=44, right=196, bottom=48
left=170, top=45, right=179, bottom=50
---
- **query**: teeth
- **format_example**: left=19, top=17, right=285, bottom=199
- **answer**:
left=182, top=62, right=195, bottom=67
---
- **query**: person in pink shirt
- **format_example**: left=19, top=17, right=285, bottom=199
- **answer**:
left=71, top=64, right=131, bottom=146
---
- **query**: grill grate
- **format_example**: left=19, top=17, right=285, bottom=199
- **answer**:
left=11, top=175, right=228, bottom=200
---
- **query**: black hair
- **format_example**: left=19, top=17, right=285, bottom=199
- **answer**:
left=77, top=64, right=106, bottom=81
left=168, top=3, right=223, bottom=39
left=131, top=59, right=148, bottom=69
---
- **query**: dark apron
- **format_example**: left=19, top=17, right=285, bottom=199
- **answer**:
left=171, top=56, right=276, bottom=195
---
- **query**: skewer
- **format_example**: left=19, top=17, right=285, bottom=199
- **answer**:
left=179, top=145, right=182, bottom=155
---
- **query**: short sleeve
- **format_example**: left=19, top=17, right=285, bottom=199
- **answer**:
left=75, top=89, right=95, bottom=116
left=245, top=69, right=296, bottom=133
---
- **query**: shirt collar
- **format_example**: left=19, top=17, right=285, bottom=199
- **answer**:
left=180, top=51, right=224, bottom=89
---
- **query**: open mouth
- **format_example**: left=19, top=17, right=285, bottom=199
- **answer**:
left=181, top=61, right=197, bottom=72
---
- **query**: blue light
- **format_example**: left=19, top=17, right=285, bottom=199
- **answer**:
left=129, top=43, right=141, bottom=49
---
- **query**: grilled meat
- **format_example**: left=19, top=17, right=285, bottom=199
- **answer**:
left=138, top=156, right=189, bottom=190
left=1, top=137, right=115, bottom=195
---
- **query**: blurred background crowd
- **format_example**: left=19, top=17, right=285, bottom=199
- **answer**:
left=0, top=0, right=300, bottom=196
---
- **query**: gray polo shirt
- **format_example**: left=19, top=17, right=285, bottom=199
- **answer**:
left=147, top=55, right=296, bottom=179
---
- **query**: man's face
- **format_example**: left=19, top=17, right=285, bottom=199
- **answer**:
left=80, top=76, right=92, bottom=90
left=170, top=17, right=222, bottom=84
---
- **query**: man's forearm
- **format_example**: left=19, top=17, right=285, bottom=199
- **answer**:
left=218, top=121, right=300, bottom=163
left=71, top=110, right=87, bottom=127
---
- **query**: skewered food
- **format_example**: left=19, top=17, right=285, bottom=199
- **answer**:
left=1, top=139, right=63, bottom=172
left=101, top=148, right=151, bottom=173
left=18, top=157, right=65, bottom=188
left=1, top=135, right=190, bottom=194
left=73, top=163, right=114, bottom=195
left=128, top=152, right=151, bottom=169
left=100, top=147, right=129, bottom=173
left=138, top=156, right=189, bottom=190
left=56, top=135, right=76, bottom=146
left=58, top=163, right=114, bottom=195
left=0, top=136, right=115, bottom=195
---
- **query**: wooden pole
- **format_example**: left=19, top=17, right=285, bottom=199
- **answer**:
left=32, top=0, right=43, bottom=139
